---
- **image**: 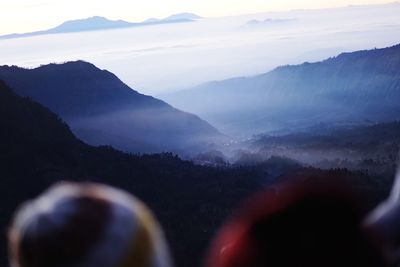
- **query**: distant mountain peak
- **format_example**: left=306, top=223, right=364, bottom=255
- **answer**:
left=49, top=16, right=132, bottom=33
left=0, top=13, right=201, bottom=39
left=73, top=16, right=108, bottom=22
left=143, top=18, right=159, bottom=23
left=164, top=13, right=202, bottom=21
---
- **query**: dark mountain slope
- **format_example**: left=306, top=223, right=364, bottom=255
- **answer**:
left=0, top=61, right=221, bottom=154
left=164, top=44, right=400, bottom=135
left=0, top=81, right=391, bottom=267
left=0, top=80, right=261, bottom=267
left=0, top=81, right=82, bottom=179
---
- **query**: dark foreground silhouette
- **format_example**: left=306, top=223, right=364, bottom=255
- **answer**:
left=0, top=80, right=394, bottom=267
left=9, top=182, right=172, bottom=267
left=9, top=178, right=400, bottom=267
left=206, top=180, right=387, bottom=267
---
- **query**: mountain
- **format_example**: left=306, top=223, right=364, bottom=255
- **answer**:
left=144, top=13, right=202, bottom=24
left=163, top=44, right=400, bottom=136
left=0, top=80, right=264, bottom=267
left=0, top=61, right=221, bottom=154
left=248, top=122, right=400, bottom=176
left=47, top=16, right=132, bottom=32
left=0, top=13, right=202, bottom=39
left=0, top=80, right=391, bottom=267
left=0, top=16, right=134, bottom=39
left=163, top=13, right=202, bottom=21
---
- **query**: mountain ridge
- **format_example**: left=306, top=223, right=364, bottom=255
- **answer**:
left=0, top=13, right=202, bottom=39
left=0, top=78, right=394, bottom=267
left=163, top=43, right=400, bottom=135
left=0, top=60, right=222, bottom=154
left=0, top=79, right=262, bottom=267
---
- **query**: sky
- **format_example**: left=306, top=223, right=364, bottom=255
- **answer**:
left=2, top=1, right=398, bottom=94
left=0, top=0, right=395, bottom=35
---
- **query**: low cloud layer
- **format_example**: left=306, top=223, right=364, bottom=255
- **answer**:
left=0, top=2, right=399, bottom=94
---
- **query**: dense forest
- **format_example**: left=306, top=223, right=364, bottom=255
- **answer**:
left=242, top=122, right=400, bottom=177
left=0, top=80, right=264, bottom=267
left=0, top=61, right=221, bottom=154
left=0, top=80, right=394, bottom=267
left=165, top=44, right=400, bottom=135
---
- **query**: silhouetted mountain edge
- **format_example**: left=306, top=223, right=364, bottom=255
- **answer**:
left=0, top=80, right=261, bottom=267
left=0, top=13, right=202, bottom=39
left=0, top=61, right=222, bottom=154
left=164, top=43, right=400, bottom=135
left=0, top=80, right=392, bottom=267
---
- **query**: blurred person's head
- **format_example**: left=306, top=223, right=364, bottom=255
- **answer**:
left=365, top=170, right=400, bottom=265
left=8, top=182, right=172, bottom=267
left=205, top=179, right=386, bottom=267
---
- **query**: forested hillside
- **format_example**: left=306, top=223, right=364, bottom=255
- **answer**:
left=0, top=61, right=221, bottom=154
left=164, top=44, right=400, bottom=135
left=0, top=80, right=391, bottom=267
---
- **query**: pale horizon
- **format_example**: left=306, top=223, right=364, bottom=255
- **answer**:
left=0, top=0, right=396, bottom=35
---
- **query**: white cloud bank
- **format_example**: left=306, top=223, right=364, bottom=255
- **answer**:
left=0, top=2, right=399, bottom=94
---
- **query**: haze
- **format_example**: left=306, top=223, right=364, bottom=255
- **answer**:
left=0, top=2, right=399, bottom=94
left=1, top=0, right=392, bottom=35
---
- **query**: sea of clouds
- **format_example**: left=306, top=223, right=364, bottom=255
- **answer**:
left=0, top=2, right=399, bottom=95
